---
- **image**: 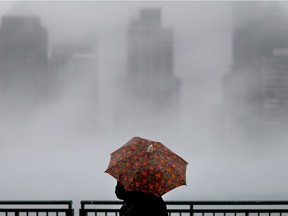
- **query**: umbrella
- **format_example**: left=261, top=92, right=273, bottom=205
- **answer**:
left=105, top=137, right=188, bottom=197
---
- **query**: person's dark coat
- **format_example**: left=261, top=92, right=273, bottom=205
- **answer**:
left=115, top=181, right=168, bottom=216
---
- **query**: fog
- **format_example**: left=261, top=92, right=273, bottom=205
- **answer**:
left=0, top=1, right=288, bottom=205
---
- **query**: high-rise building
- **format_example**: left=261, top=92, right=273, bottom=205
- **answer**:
left=0, top=3, right=49, bottom=102
left=113, top=8, right=180, bottom=134
left=126, top=8, right=180, bottom=110
left=50, top=40, right=97, bottom=98
left=224, top=2, right=288, bottom=142
left=261, top=53, right=288, bottom=134
left=232, top=2, right=288, bottom=72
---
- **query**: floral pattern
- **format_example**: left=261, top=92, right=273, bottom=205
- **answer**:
left=105, top=137, right=188, bottom=197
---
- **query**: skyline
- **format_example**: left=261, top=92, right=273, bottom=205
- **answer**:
left=0, top=1, right=288, bottom=203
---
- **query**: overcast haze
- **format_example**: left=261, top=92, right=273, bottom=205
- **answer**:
left=0, top=1, right=288, bottom=205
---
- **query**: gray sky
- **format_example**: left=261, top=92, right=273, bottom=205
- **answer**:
left=0, top=1, right=288, bottom=204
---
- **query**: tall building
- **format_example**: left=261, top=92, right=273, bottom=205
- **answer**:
left=261, top=53, right=288, bottom=135
left=126, top=8, right=180, bottom=110
left=49, top=39, right=99, bottom=130
left=0, top=3, right=49, bottom=102
left=50, top=39, right=97, bottom=99
left=224, top=2, right=288, bottom=142
left=113, top=8, right=180, bottom=134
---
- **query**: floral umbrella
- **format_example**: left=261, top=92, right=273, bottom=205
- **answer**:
left=105, top=137, right=188, bottom=197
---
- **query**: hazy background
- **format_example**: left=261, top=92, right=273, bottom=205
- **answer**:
left=0, top=1, right=288, bottom=205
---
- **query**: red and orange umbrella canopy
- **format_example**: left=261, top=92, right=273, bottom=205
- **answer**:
left=105, top=137, right=188, bottom=197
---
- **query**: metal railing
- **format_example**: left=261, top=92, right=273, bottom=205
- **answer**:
left=0, top=201, right=74, bottom=216
left=79, top=200, right=288, bottom=216
left=1, top=200, right=288, bottom=216
left=80, top=201, right=121, bottom=216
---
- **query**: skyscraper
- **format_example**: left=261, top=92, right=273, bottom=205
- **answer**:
left=0, top=3, right=48, bottom=102
left=224, top=2, right=288, bottom=142
left=113, top=8, right=180, bottom=133
left=126, top=8, right=180, bottom=110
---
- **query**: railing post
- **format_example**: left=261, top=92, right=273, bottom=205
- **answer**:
left=190, top=203, right=194, bottom=216
left=79, top=208, right=85, bottom=216
left=79, top=201, right=85, bottom=216
left=68, top=209, right=74, bottom=216
left=66, top=201, right=74, bottom=216
left=79, top=207, right=84, bottom=216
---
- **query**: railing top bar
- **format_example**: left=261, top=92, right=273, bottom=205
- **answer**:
left=80, top=209, right=120, bottom=213
left=81, top=201, right=122, bottom=205
left=192, top=209, right=288, bottom=212
left=80, top=200, right=288, bottom=206
left=166, top=201, right=288, bottom=205
left=0, top=201, right=73, bottom=209
left=0, top=209, right=71, bottom=212
left=166, top=209, right=288, bottom=213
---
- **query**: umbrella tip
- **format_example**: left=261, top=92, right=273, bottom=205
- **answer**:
left=147, top=144, right=154, bottom=153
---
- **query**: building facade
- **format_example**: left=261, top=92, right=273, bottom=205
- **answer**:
left=0, top=3, right=49, bottom=104
left=113, top=8, right=180, bottom=135
left=126, top=8, right=180, bottom=111
left=224, top=2, right=288, bottom=142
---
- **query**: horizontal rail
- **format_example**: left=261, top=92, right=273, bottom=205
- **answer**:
left=80, top=200, right=288, bottom=216
left=0, top=201, right=73, bottom=209
left=81, top=200, right=122, bottom=209
left=81, top=200, right=288, bottom=205
left=165, top=201, right=288, bottom=205
left=0, top=209, right=72, bottom=212
left=0, top=201, right=74, bottom=216
left=191, top=209, right=288, bottom=212
left=79, top=209, right=288, bottom=213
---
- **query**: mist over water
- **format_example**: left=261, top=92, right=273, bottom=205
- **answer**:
left=1, top=1, right=288, bottom=204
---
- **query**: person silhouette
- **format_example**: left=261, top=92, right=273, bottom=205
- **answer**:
left=115, top=181, right=168, bottom=216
